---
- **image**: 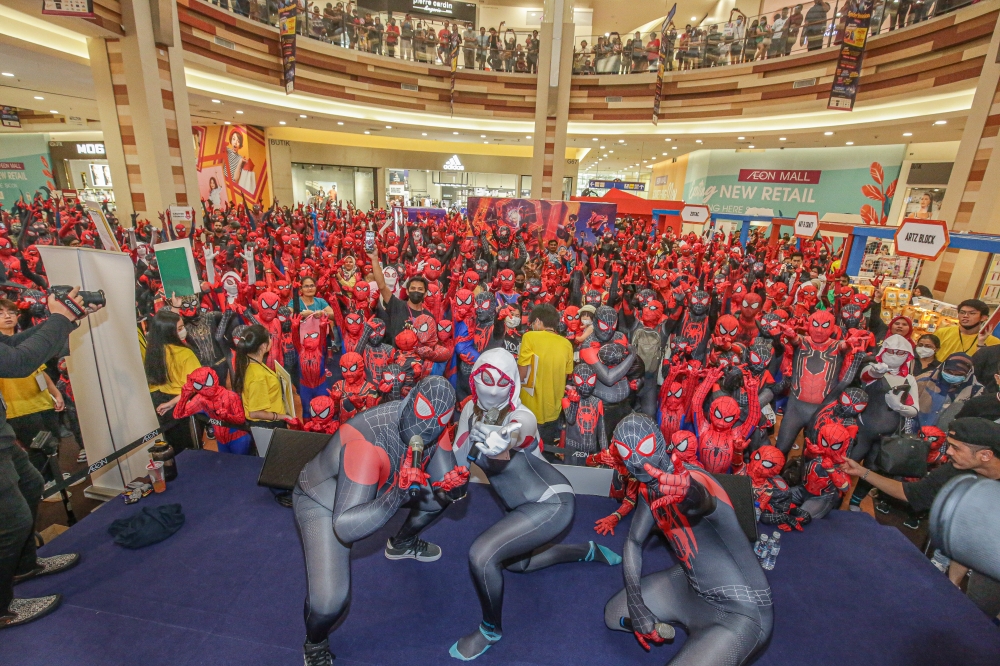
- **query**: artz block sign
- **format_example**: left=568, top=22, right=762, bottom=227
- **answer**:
left=794, top=211, right=819, bottom=238
left=681, top=204, right=711, bottom=224
left=894, top=218, right=949, bottom=260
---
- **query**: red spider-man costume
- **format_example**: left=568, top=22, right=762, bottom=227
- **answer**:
left=359, top=317, right=394, bottom=383
left=735, top=293, right=763, bottom=346
left=173, top=367, right=250, bottom=455
left=292, top=314, right=331, bottom=410
left=690, top=367, right=759, bottom=474
left=586, top=447, right=638, bottom=536
left=253, top=291, right=284, bottom=369
left=303, top=396, right=340, bottom=434
left=746, top=446, right=810, bottom=532
left=329, top=352, right=380, bottom=422
left=791, top=422, right=853, bottom=520
left=412, top=313, right=450, bottom=377
left=392, top=328, right=424, bottom=391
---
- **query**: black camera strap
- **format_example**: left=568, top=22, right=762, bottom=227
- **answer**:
left=52, top=293, right=86, bottom=319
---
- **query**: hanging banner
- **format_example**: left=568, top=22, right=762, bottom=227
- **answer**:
left=278, top=0, right=298, bottom=94
left=449, top=32, right=460, bottom=116
left=41, top=0, right=95, bottom=17
left=588, top=180, right=646, bottom=191
left=1, top=106, right=21, bottom=128
left=828, top=0, right=874, bottom=111
left=651, top=3, right=677, bottom=126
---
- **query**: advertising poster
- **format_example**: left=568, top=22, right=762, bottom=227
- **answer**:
left=651, top=3, right=676, bottom=125
left=278, top=0, right=298, bottom=94
left=466, top=197, right=618, bottom=246
left=41, top=0, right=95, bottom=17
left=193, top=125, right=272, bottom=208
left=828, top=0, right=874, bottom=111
left=681, top=146, right=903, bottom=219
left=0, top=134, right=54, bottom=202
left=1, top=106, right=21, bottom=128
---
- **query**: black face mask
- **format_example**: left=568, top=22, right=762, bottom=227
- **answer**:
left=408, top=290, right=426, bottom=305
left=515, top=280, right=525, bottom=290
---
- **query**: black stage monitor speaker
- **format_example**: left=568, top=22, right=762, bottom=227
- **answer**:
left=257, top=430, right=332, bottom=491
left=710, top=473, right=759, bottom=542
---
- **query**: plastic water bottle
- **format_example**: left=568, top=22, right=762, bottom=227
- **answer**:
left=754, top=501, right=761, bottom=522
left=762, top=532, right=782, bottom=571
left=753, top=533, right=769, bottom=561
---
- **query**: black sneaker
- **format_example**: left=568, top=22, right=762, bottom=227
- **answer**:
left=13, top=554, right=80, bottom=585
left=303, top=638, right=334, bottom=666
left=384, top=538, right=442, bottom=562
left=0, top=595, right=61, bottom=629
left=875, top=500, right=890, bottom=515
left=903, top=517, right=921, bottom=530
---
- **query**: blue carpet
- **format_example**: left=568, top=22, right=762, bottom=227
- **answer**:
left=3, top=450, right=999, bottom=665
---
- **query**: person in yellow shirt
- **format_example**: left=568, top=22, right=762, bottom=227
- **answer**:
left=935, top=299, right=1000, bottom=363
left=233, top=325, right=296, bottom=428
left=0, top=300, right=65, bottom=485
left=144, top=310, right=202, bottom=452
left=517, top=304, right=574, bottom=458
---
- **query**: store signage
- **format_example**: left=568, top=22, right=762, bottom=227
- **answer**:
left=388, top=184, right=405, bottom=196
left=41, top=0, right=95, bottom=17
left=168, top=205, right=195, bottom=225
left=654, top=175, right=668, bottom=186
left=738, top=169, right=821, bottom=184
left=1, top=107, right=20, bottom=128
left=443, top=155, right=465, bottom=171
left=0, top=162, right=25, bottom=171
left=828, top=0, right=875, bottom=111
left=894, top=218, right=949, bottom=260
left=588, top=180, right=646, bottom=192
left=794, top=211, right=819, bottom=238
left=680, top=204, right=711, bottom=224
left=75, top=143, right=106, bottom=155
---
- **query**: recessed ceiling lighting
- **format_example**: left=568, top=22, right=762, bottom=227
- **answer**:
left=364, top=130, right=370, bottom=134
left=279, top=121, right=286, bottom=125
left=600, top=145, right=606, bottom=149
left=824, top=131, right=833, bottom=136
left=665, top=138, right=671, bottom=142
left=619, top=139, right=625, bottom=143
left=211, top=99, right=221, bottom=104
left=691, top=15, right=698, bottom=20
left=454, top=131, right=460, bottom=135
left=662, top=152, right=668, bottom=156
left=609, top=150, right=614, bottom=153
left=592, top=137, right=598, bottom=141
left=695, top=139, right=703, bottom=144
left=779, top=137, right=787, bottom=141
left=526, top=135, right=532, bottom=139
left=846, top=141, right=854, bottom=145
left=421, top=132, right=427, bottom=136
left=480, top=134, right=486, bottom=138
left=483, top=141, right=489, bottom=144
left=903, top=132, right=912, bottom=136
left=672, top=146, right=678, bottom=150
left=236, top=110, right=244, bottom=114
left=224, top=121, right=231, bottom=125
left=385, top=125, right=392, bottom=129
left=33, top=96, right=43, bottom=100
left=300, top=114, right=307, bottom=118
left=934, top=120, right=947, bottom=125
left=1, top=72, right=14, bottom=77
left=49, top=110, right=58, bottom=114
left=737, top=136, right=745, bottom=140
left=337, top=121, right=344, bottom=125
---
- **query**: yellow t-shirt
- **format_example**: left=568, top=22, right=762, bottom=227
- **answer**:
left=148, top=344, right=202, bottom=395
left=934, top=325, right=1000, bottom=362
left=242, top=360, right=285, bottom=420
left=0, top=366, right=54, bottom=419
left=518, top=330, right=575, bottom=425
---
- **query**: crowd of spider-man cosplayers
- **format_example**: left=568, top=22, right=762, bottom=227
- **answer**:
left=0, top=193, right=943, bottom=534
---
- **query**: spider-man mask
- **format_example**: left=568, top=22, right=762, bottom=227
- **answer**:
left=571, top=362, right=598, bottom=398
left=598, top=342, right=628, bottom=367
left=395, top=329, right=417, bottom=351
left=454, top=289, right=475, bottom=321
left=379, top=363, right=407, bottom=401
left=807, top=310, right=837, bottom=345
left=920, top=426, right=947, bottom=451
left=399, top=376, right=456, bottom=445
left=345, top=312, right=364, bottom=337
left=663, top=381, right=684, bottom=411
left=474, top=259, right=489, bottom=281
left=849, top=292, right=870, bottom=311
left=475, top=292, right=497, bottom=323
left=309, top=396, right=336, bottom=422
left=256, top=292, right=281, bottom=323
left=840, top=304, right=863, bottom=330
left=758, top=313, right=783, bottom=339
left=301, top=327, right=322, bottom=351
left=470, top=358, right=518, bottom=411
left=834, top=387, right=869, bottom=417
left=353, top=283, right=371, bottom=308
left=495, top=225, right=511, bottom=245
left=641, top=301, right=665, bottom=328
left=590, top=269, right=607, bottom=289
left=424, top=258, right=443, bottom=281
left=714, top=315, right=740, bottom=345
left=611, top=413, right=670, bottom=483
left=462, top=270, right=479, bottom=291
left=651, top=269, right=670, bottom=291
left=437, top=320, right=453, bottom=342
left=689, top=291, right=710, bottom=317
left=497, top=269, right=516, bottom=295
left=766, top=282, right=788, bottom=304
left=367, top=317, right=386, bottom=345
left=340, top=351, right=365, bottom=383
left=798, top=284, right=819, bottom=310
left=807, top=422, right=851, bottom=464
left=747, top=445, right=785, bottom=485
left=386, top=246, right=400, bottom=262
left=593, top=306, right=618, bottom=343
left=584, top=290, right=603, bottom=308
left=177, top=296, right=200, bottom=320
left=668, top=430, right=699, bottom=465
left=563, top=306, right=581, bottom=333
left=188, top=367, right=223, bottom=399
left=746, top=339, right=773, bottom=374
left=413, top=314, right=437, bottom=345
left=670, top=336, right=695, bottom=358
left=739, top=294, right=763, bottom=321
left=708, top=396, right=741, bottom=430
left=527, top=278, right=542, bottom=295
left=0, top=237, right=15, bottom=256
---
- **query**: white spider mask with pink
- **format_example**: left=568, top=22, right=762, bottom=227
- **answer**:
left=470, top=348, right=521, bottom=412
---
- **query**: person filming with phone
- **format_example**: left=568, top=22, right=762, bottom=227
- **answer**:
left=934, top=299, right=999, bottom=363
left=1, top=287, right=103, bottom=628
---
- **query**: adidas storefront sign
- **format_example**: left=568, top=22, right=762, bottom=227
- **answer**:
left=443, top=155, right=465, bottom=171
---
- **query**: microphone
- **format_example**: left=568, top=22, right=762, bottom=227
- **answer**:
left=408, top=435, right=424, bottom=498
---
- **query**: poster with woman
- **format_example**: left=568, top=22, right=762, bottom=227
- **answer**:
left=193, top=125, right=272, bottom=208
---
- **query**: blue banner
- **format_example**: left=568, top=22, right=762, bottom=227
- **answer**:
left=588, top=180, right=646, bottom=192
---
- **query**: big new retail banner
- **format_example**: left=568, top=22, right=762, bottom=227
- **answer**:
left=0, top=134, right=54, bottom=202
left=680, top=146, right=905, bottom=219
left=193, top=125, right=272, bottom=209
left=466, top=197, right=617, bottom=246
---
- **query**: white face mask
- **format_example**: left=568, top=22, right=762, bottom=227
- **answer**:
left=505, top=316, right=520, bottom=328
left=581, top=317, right=592, bottom=328
left=384, top=268, right=398, bottom=292
left=915, top=346, right=936, bottom=359
left=177, top=326, right=188, bottom=341
left=223, top=281, right=238, bottom=297
left=883, top=352, right=907, bottom=371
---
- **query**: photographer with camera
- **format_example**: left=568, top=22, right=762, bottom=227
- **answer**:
left=0, top=287, right=102, bottom=629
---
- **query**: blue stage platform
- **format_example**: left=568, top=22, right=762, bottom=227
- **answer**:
left=4, top=450, right=999, bottom=665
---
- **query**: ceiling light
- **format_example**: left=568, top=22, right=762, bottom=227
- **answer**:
left=846, top=141, right=854, bottom=145
left=934, top=120, right=947, bottom=125
left=737, top=136, right=745, bottom=140
left=600, top=145, right=606, bottom=149
left=337, top=121, right=344, bottom=125
left=211, top=99, right=221, bottom=103
left=526, top=135, right=532, bottom=139
left=480, top=134, right=486, bottom=138
left=454, top=131, right=460, bottom=135
left=672, top=146, right=677, bottom=150
left=664, top=138, right=671, bottom=142
left=662, top=152, right=668, bottom=156
left=779, top=137, right=787, bottom=141
left=364, top=131, right=370, bottom=134
left=824, top=131, right=833, bottom=136
left=619, top=139, right=625, bottom=143
left=1, top=72, right=14, bottom=77
left=385, top=125, right=392, bottom=129
left=224, top=121, right=231, bottom=125
left=33, top=96, right=43, bottom=100
left=695, top=139, right=703, bottom=144
left=592, top=137, right=598, bottom=141
left=691, top=15, right=698, bottom=20
left=49, top=110, right=58, bottom=114
left=903, top=132, right=912, bottom=136
left=748, top=145, right=755, bottom=148
left=300, top=114, right=307, bottom=118
left=236, top=110, right=244, bottom=114
left=421, top=132, right=427, bottom=136
left=609, top=150, right=614, bottom=153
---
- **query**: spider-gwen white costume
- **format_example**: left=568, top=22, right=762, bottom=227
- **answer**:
left=293, top=377, right=461, bottom=665
left=604, top=414, right=773, bottom=666
left=450, top=348, right=621, bottom=661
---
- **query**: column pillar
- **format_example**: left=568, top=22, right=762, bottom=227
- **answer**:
left=530, top=0, right=574, bottom=199
left=87, top=0, right=198, bottom=221
left=917, top=12, right=1000, bottom=301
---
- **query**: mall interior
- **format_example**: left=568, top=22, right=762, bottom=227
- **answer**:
left=2, top=0, right=1000, bottom=664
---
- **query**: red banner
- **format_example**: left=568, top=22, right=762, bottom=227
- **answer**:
left=738, top=169, right=822, bottom=184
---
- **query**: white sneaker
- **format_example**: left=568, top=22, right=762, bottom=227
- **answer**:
left=849, top=505, right=861, bottom=512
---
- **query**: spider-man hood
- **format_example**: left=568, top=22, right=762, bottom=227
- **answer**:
left=877, top=334, right=914, bottom=375
left=708, top=395, right=741, bottom=430
left=668, top=430, right=699, bottom=466
left=747, top=445, right=785, bottom=485
left=593, top=306, right=618, bottom=342
left=398, top=376, right=456, bottom=447
left=571, top=362, right=597, bottom=398
left=309, top=396, right=336, bottom=422
left=470, top=348, right=521, bottom=411
left=188, top=367, right=223, bottom=399
left=835, top=387, right=869, bottom=417
left=611, top=413, right=671, bottom=483
left=413, top=314, right=437, bottom=345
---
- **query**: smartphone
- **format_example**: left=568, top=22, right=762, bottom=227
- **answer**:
left=364, top=230, right=375, bottom=254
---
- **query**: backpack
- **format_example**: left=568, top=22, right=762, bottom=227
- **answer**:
left=632, top=326, right=663, bottom=374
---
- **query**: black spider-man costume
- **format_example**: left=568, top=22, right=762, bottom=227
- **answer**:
left=604, top=414, right=772, bottom=666
left=294, top=377, right=460, bottom=663
left=562, top=362, right=607, bottom=465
